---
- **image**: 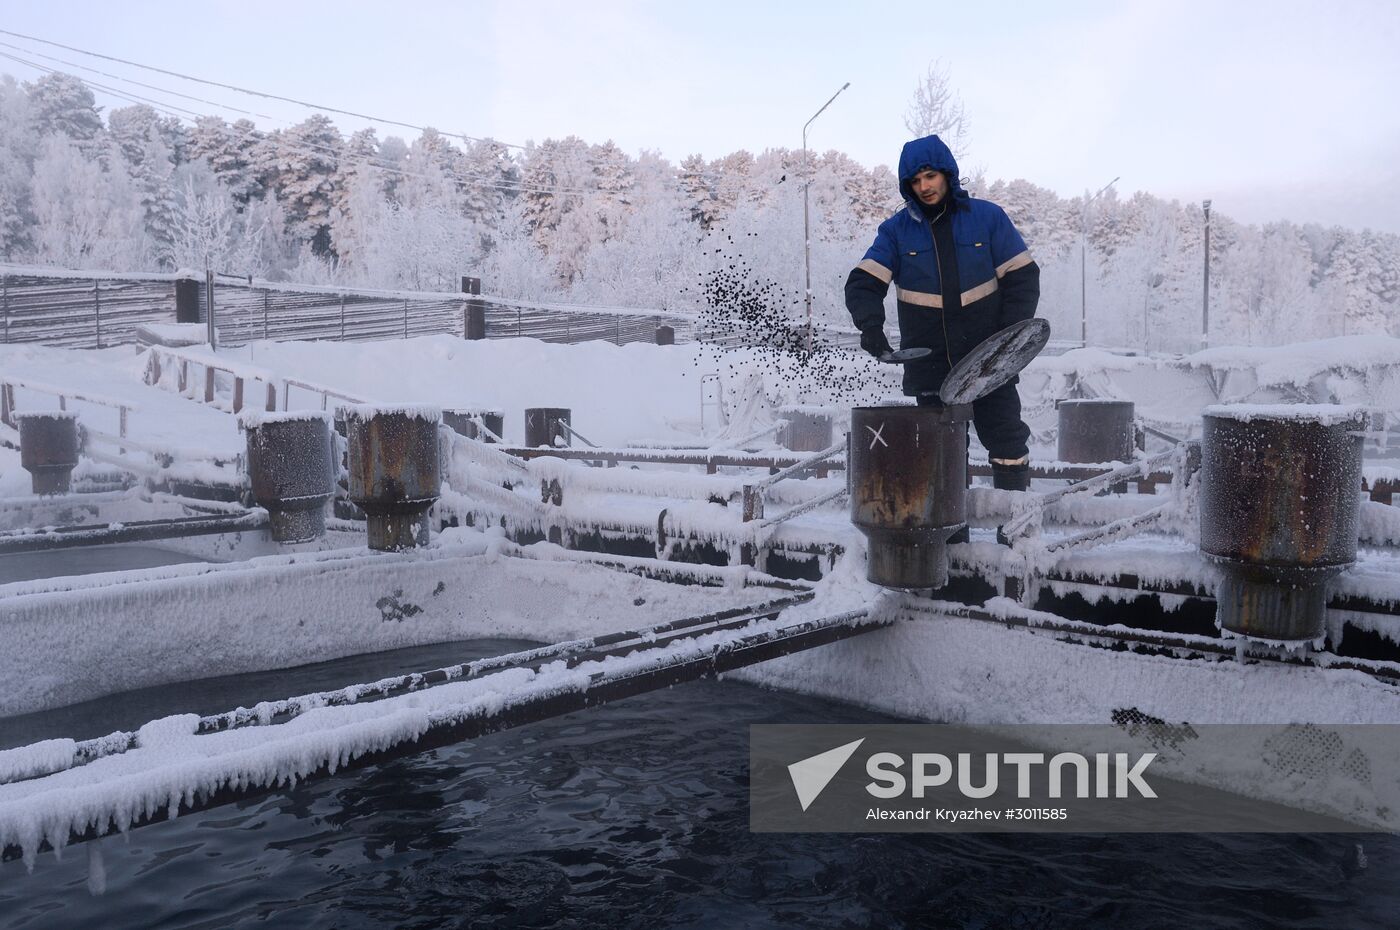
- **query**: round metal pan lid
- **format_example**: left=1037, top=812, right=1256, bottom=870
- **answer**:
left=938, top=318, right=1051, bottom=406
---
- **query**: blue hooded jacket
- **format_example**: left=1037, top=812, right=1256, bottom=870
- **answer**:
left=845, top=134, right=1040, bottom=395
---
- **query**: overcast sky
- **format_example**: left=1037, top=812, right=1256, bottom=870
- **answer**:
left=2, top=0, right=1397, bottom=233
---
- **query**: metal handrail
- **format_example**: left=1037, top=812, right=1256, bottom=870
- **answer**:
left=0, top=376, right=135, bottom=440
left=751, top=440, right=846, bottom=493
left=281, top=377, right=365, bottom=412
left=556, top=419, right=600, bottom=449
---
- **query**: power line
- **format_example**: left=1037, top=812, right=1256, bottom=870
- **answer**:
left=0, top=29, right=753, bottom=188
left=0, top=26, right=517, bottom=150
left=0, top=51, right=626, bottom=200
left=0, top=39, right=276, bottom=121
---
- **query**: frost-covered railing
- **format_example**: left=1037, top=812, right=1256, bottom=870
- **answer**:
left=501, top=443, right=848, bottom=475
left=0, top=369, right=242, bottom=494
left=992, top=445, right=1197, bottom=555
left=0, top=376, right=134, bottom=444
left=143, top=345, right=280, bottom=415
left=143, top=344, right=385, bottom=417
left=440, top=427, right=853, bottom=569
left=739, top=439, right=848, bottom=525
left=281, top=376, right=365, bottom=413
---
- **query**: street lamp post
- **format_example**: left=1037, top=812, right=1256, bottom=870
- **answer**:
left=1202, top=199, right=1212, bottom=348
left=1079, top=176, right=1120, bottom=347
left=802, top=81, right=850, bottom=355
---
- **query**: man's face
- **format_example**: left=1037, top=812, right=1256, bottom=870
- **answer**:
left=910, top=168, right=949, bottom=207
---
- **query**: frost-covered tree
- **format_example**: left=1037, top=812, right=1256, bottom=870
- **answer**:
left=591, top=139, right=633, bottom=239
left=0, top=76, right=38, bottom=258
left=459, top=137, right=517, bottom=226
left=24, top=72, right=103, bottom=148
left=519, top=136, right=599, bottom=283
left=108, top=104, right=188, bottom=168
left=987, top=178, right=1077, bottom=262
left=167, top=161, right=267, bottom=275
left=188, top=115, right=263, bottom=205
left=341, top=144, right=473, bottom=291
left=477, top=200, right=562, bottom=301
left=328, top=127, right=382, bottom=269
left=573, top=150, right=697, bottom=308
left=108, top=104, right=183, bottom=268
left=272, top=115, right=341, bottom=256
left=375, top=134, right=410, bottom=204
left=710, top=150, right=756, bottom=229
left=678, top=153, right=714, bottom=228
left=28, top=135, right=145, bottom=269
left=903, top=61, right=970, bottom=160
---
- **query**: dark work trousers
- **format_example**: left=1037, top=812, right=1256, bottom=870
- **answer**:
left=916, top=378, right=1031, bottom=461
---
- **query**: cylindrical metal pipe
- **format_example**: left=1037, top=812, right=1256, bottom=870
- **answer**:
left=242, top=412, right=334, bottom=543
left=655, top=325, right=675, bottom=345
left=16, top=411, right=80, bottom=495
left=343, top=405, right=442, bottom=551
left=174, top=276, right=201, bottom=324
left=777, top=406, right=835, bottom=454
left=849, top=404, right=971, bottom=588
left=1057, top=399, right=1135, bottom=464
left=524, top=407, right=571, bottom=449
left=462, top=277, right=486, bottom=340
left=1200, top=404, right=1364, bottom=641
left=442, top=408, right=505, bottom=443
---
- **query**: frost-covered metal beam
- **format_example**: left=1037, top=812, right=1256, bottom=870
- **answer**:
left=501, top=444, right=845, bottom=472
left=0, top=604, right=883, bottom=864
left=0, top=509, right=268, bottom=554
left=907, top=599, right=1400, bottom=684
left=0, top=592, right=815, bottom=782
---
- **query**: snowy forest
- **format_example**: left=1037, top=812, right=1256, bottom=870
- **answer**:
left=1, top=70, right=1398, bottom=354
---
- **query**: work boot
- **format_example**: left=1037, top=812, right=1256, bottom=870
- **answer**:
left=991, top=458, right=1031, bottom=546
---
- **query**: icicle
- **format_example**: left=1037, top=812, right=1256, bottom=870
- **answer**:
left=87, top=838, right=107, bottom=897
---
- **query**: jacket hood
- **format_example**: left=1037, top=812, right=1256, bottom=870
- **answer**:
left=897, top=134, right=967, bottom=209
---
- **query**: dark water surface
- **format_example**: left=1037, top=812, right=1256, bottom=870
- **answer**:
left=0, top=544, right=208, bottom=587
left=1, top=638, right=1395, bottom=929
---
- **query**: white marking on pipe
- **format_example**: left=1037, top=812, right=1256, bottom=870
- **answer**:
left=867, top=423, right=888, bottom=450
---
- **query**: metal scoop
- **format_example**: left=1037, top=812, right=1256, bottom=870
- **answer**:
left=878, top=347, right=933, bottom=364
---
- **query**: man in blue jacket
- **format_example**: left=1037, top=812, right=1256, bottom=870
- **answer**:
left=845, top=133, right=1039, bottom=519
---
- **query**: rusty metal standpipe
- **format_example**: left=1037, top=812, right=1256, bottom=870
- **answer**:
left=1199, top=404, right=1365, bottom=642
left=343, top=405, right=443, bottom=551
left=16, top=410, right=81, bottom=495
left=849, top=404, right=972, bottom=589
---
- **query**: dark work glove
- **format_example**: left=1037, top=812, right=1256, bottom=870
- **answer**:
left=860, top=328, right=893, bottom=359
